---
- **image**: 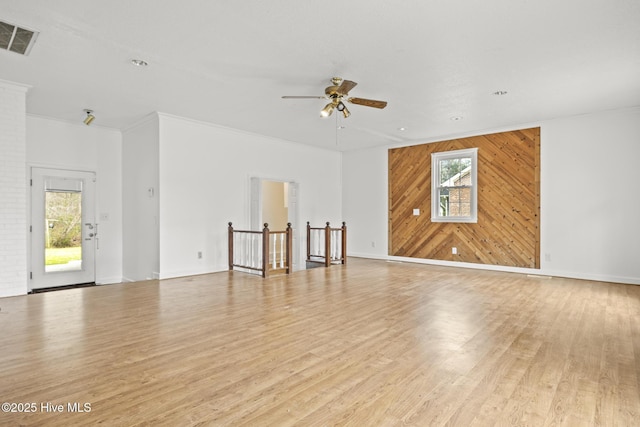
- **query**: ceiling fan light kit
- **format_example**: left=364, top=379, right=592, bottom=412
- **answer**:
left=283, top=77, right=387, bottom=119
left=339, top=103, right=351, bottom=118
left=320, top=102, right=335, bottom=118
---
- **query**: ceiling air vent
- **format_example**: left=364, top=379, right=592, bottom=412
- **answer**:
left=0, top=20, right=38, bottom=55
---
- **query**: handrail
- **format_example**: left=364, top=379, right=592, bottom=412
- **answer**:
left=306, top=221, right=347, bottom=267
left=228, top=222, right=292, bottom=277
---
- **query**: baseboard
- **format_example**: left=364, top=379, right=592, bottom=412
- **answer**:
left=348, top=253, right=640, bottom=286
left=542, top=269, right=640, bottom=286
left=158, top=267, right=222, bottom=280
left=96, top=276, right=123, bottom=285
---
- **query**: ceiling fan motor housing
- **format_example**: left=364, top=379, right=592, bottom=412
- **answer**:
left=325, top=85, right=341, bottom=98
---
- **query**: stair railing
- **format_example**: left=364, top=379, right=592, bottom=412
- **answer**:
left=306, top=221, right=347, bottom=267
left=228, top=222, right=292, bottom=277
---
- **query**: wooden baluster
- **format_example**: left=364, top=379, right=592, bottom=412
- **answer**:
left=246, top=233, right=250, bottom=268
left=250, top=233, right=255, bottom=269
left=272, top=233, right=277, bottom=269
left=237, top=233, right=241, bottom=268
left=262, top=223, right=269, bottom=278
left=243, top=233, right=248, bottom=268
left=236, top=233, right=241, bottom=267
left=228, top=222, right=234, bottom=270
left=325, top=222, right=331, bottom=267
left=286, top=223, right=292, bottom=274
left=251, top=233, right=262, bottom=268
left=342, top=221, right=347, bottom=265
left=245, top=233, right=248, bottom=268
left=312, top=231, right=316, bottom=256
left=306, top=221, right=311, bottom=262
left=240, top=233, right=244, bottom=267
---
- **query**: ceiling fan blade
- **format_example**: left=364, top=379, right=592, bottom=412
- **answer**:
left=282, top=96, right=326, bottom=99
left=348, top=97, right=388, bottom=109
left=336, top=80, right=357, bottom=96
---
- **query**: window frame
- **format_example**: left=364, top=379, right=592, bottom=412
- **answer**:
left=431, top=147, right=478, bottom=223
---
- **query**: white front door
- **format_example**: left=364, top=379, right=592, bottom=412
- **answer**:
left=30, top=167, right=96, bottom=290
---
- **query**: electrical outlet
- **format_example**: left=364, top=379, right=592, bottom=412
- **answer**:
left=197, top=251, right=203, bottom=259
left=452, top=247, right=457, bottom=255
left=371, top=241, right=376, bottom=248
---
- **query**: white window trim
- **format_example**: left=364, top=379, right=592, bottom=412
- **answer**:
left=431, top=147, right=478, bottom=223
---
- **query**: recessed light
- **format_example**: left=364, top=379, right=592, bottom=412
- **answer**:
left=398, top=127, right=407, bottom=131
left=131, top=59, right=148, bottom=67
left=493, top=90, right=508, bottom=95
left=450, top=116, right=464, bottom=121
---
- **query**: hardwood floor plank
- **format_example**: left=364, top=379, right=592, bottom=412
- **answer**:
left=0, top=258, right=639, bottom=426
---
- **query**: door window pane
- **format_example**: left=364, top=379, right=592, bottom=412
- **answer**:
left=45, top=190, right=82, bottom=272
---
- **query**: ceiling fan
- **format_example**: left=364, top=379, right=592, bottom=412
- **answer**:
left=282, top=77, right=387, bottom=118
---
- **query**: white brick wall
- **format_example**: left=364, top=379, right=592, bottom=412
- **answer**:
left=0, top=80, right=29, bottom=297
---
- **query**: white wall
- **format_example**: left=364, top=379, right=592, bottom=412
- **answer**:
left=26, top=115, right=123, bottom=285
left=157, top=113, right=342, bottom=279
left=0, top=80, right=28, bottom=297
left=122, top=114, right=159, bottom=281
left=343, top=107, right=640, bottom=285
left=541, top=107, right=640, bottom=284
left=342, top=147, right=389, bottom=258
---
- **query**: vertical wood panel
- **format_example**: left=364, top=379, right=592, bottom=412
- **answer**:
left=389, top=128, right=540, bottom=268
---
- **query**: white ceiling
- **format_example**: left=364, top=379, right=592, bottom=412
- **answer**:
left=1, top=0, right=639, bottom=151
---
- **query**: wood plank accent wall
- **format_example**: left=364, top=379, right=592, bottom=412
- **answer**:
left=388, top=127, right=540, bottom=268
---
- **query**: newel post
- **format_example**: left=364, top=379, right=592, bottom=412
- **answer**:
left=262, top=223, right=269, bottom=278
left=286, top=223, right=293, bottom=274
left=228, top=222, right=234, bottom=271
left=341, top=221, right=347, bottom=265
left=325, top=222, right=331, bottom=267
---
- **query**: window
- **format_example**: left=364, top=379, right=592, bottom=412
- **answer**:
left=431, top=148, right=478, bottom=222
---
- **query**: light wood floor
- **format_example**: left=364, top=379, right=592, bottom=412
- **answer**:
left=1, top=258, right=639, bottom=426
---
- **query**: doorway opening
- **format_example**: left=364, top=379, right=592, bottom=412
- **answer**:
left=250, top=178, right=299, bottom=271
left=262, top=181, right=289, bottom=230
